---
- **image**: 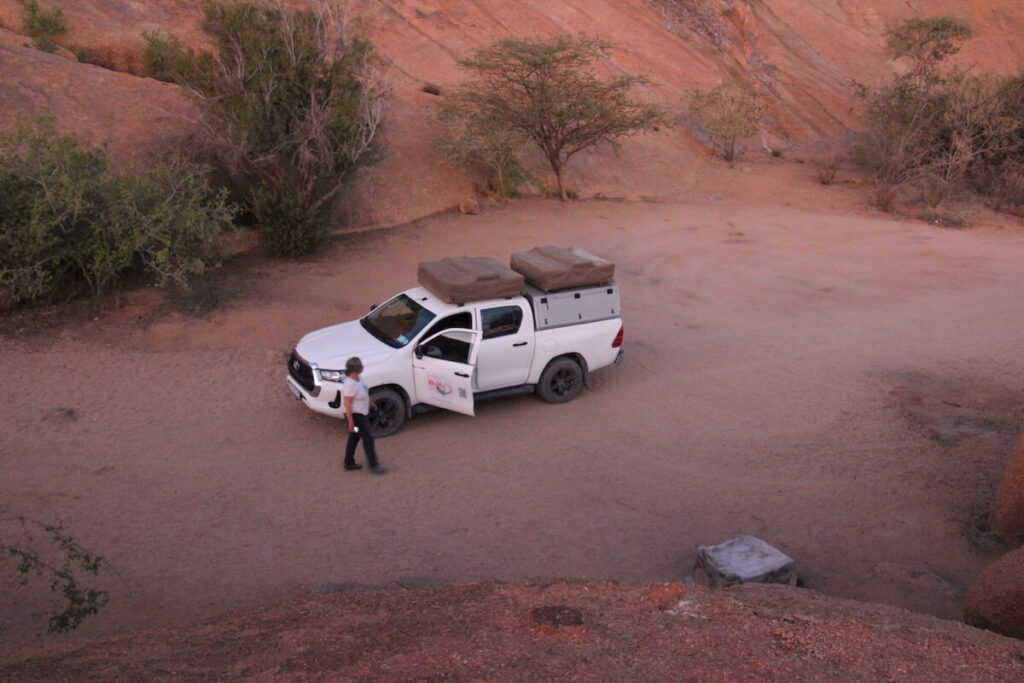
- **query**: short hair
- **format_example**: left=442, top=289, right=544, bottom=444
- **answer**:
left=345, top=357, right=364, bottom=374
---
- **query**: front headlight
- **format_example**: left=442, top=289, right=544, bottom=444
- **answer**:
left=318, top=369, right=345, bottom=383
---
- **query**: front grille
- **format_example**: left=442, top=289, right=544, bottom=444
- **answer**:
left=288, top=350, right=316, bottom=393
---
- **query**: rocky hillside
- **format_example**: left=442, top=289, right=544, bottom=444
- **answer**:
left=3, top=580, right=1023, bottom=679
left=3, top=0, right=1024, bottom=227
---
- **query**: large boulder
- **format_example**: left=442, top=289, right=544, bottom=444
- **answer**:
left=964, top=547, right=1024, bottom=639
left=991, top=436, right=1024, bottom=536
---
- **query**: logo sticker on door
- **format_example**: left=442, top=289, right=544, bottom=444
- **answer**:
left=427, top=375, right=453, bottom=401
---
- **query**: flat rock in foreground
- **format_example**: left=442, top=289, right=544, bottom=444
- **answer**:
left=2, top=580, right=1021, bottom=680
left=694, top=534, right=798, bottom=588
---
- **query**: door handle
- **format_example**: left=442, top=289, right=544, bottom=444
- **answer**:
left=454, top=371, right=470, bottom=378
left=513, top=341, right=528, bottom=347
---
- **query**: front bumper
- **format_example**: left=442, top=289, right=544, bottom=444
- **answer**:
left=286, top=376, right=347, bottom=418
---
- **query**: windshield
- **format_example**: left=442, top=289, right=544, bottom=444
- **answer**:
left=360, top=293, right=437, bottom=348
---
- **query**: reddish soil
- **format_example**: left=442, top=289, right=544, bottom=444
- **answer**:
left=5, top=581, right=1024, bottom=680
left=2, top=161, right=1023, bottom=662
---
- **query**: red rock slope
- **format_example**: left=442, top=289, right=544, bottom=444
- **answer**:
left=2, top=1, right=1023, bottom=224
left=2, top=580, right=1022, bottom=680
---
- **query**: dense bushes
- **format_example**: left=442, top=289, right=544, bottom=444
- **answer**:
left=143, top=0, right=386, bottom=257
left=858, top=17, right=1024, bottom=212
left=0, top=119, right=235, bottom=307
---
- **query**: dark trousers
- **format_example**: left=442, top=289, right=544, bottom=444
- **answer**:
left=345, top=413, right=378, bottom=468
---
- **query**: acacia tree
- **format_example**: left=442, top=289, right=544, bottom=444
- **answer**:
left=451, top=35, right=668, bottom=200
left=686, top=81, right=765, bottom=162
left=885, top=16, right=972, bottom=88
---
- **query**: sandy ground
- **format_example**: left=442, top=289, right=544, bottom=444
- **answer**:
left=2, top=161, right=1023, bottom=652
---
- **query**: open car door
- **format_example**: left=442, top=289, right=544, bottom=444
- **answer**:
left=412, top=328, right=479, bottom=416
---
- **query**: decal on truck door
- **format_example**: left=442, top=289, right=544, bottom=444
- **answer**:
left=427, top=375, right=454, bottom=401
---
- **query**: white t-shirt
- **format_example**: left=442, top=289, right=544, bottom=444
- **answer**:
left=343, top=377, right=370, bottom=415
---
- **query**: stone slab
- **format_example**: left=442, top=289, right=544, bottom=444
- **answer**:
left=694, top=535, right=797, bottom=588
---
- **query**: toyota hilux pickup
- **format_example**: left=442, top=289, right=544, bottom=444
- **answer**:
left=286, top=246, right=623, bottom=436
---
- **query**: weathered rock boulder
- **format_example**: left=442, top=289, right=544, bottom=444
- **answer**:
left=457, top=197, right=480, bottom=215
left=964, top=547, right=1024, bottom=640
left=991, top=436, right=1024, bottom=536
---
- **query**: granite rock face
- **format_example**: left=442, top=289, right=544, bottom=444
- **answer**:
left=0, top=28, right=199, bottom=165
left=991, top=436, right=1024, bottom=536
left=965, top=547, right=1024, bottom=640
left=3, top=1, right=1024, bottom=228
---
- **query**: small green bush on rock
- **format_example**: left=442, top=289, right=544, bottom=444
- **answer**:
left=21, top=0, right=66, bottom=53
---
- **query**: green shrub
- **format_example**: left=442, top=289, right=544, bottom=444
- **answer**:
left=142, top=0, right=387, bottom=256
left=142, top=30, right=214, bottom=86
left=252, top=179, right=326, bottom=258
left=435, top=100, right=527, bottom=198
left=687, top=81, right=765, bottom=162
left=21, top=0, right=66, bottom=52
left=0, top=119, right=236, bottom=307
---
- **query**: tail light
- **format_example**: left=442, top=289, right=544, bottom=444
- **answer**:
left=612, top=324, right=624, bottom=348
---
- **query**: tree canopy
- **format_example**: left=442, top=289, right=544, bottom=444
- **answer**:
left=451, top=35, right=668, bottom=200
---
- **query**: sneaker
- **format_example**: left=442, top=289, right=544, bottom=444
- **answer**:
left=344, top=463, right=363, bottom=471
left=370, top=465, right=387, bottom=475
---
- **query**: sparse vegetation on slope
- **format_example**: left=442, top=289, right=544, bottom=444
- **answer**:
left=20, top=0, right=65, bottom=53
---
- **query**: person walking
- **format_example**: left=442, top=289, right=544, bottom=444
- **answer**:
left=342, top=357, right=386, bottom=474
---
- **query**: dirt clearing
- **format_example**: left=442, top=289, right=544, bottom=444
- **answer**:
left=2, top=192, right=1023, bottom=650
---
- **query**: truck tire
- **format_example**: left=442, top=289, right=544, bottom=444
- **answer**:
left=537, top=357, right=584, bottom=404
left=368, top=387, right=406, bottom=437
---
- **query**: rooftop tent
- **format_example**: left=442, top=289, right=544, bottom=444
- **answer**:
left=417, top=256, right=525, bottom=304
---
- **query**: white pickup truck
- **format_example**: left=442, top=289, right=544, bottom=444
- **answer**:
left=286, top=247, right=623, bottom=436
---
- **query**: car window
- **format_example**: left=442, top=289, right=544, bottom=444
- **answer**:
left=421, top=330, right=474, bottom=364
left=421, top=312, right=472, bottom=340
left=360, top=293, right=436, bottom=348
left=480, top=305, right=523, bottom=340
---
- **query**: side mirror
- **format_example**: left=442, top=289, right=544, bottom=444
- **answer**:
left=414, top=345, right=424, bottom=359
left=369, top=303, right=378, bottom=312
